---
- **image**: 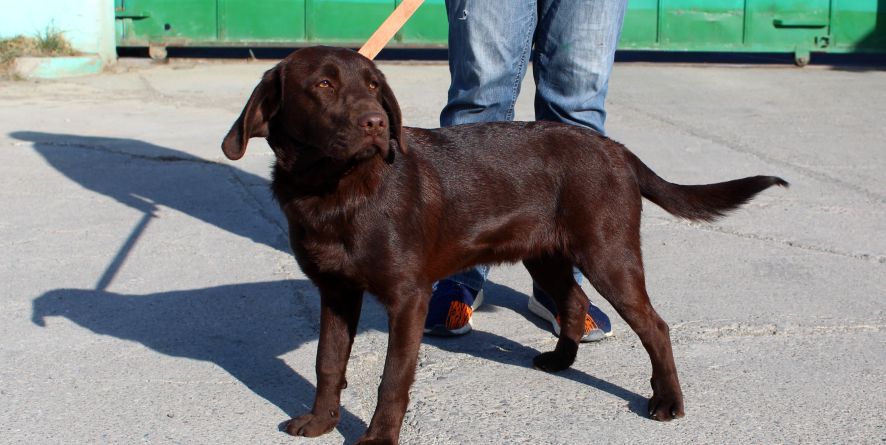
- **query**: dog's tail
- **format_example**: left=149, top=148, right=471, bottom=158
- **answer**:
left=627, top=151, right=788, bottom=222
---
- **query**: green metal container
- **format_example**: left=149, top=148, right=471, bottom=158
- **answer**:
left=221, top=0, right=307, bottom=42
left=116, top=0, right=885, bottom=64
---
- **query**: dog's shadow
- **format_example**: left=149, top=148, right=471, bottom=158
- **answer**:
left=11, top=131, right=290, bottom=256
left=20, top=131, right=647, bottom=442
left=17, top=130, right=370, bottom=442
left=30, top=280, right=373, bottom=443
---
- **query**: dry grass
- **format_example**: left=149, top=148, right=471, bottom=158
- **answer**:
left=1, top=28, right=78, bottom=79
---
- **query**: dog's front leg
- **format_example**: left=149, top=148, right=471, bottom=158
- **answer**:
left=357, top=290, right=430, bottom=445
left=286, top=285, right=363, bottom=438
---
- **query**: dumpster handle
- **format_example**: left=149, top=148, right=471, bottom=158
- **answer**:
left=773, top=19, right=827, bottom=29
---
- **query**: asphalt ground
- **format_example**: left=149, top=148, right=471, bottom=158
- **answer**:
left=1, top=55, right=884, bottom=444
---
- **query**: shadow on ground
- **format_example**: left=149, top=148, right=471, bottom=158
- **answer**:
left=432, top=280, right=650, bottom=416
left=30, top=280, right=371, bottom=442
left=11, top=131, right=290, bottom=256
left=19, top=131, right=649, bottom=440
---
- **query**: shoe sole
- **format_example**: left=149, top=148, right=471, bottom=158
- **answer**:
left=527, top=295, right=612, bottom=343
left=423, top=289, right=484, bottom=337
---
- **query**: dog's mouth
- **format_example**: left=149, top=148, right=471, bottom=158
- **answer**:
left=337, top=137, right=388, bottom=177
left=353, top=135, right=390, bottom=161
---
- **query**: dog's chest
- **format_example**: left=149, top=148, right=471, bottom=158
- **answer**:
left=295, top=227, right=361, bottom=279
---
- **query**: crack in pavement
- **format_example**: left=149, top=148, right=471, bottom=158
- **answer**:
left=12, top=137, right=286, bottom=245
left=10, top=138, right=220, bottom=165
left=220, top=167, right=322, bottom=332
left=652, top=216, right=886, bottom=265
left=137, top=73, right=176, bottom=104
left=668, top=319, right=885, bottom=343
left=408, top=318, right=884, bottom=383
left=11, top=136, right=287, bottom=246
left=612, top=101, right=886, bottom=204
left=224, top=168, right=289, bottom=243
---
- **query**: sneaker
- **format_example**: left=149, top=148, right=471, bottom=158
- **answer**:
left=424, top=279, right=484, bottom=336
left=528, top=286, right=613, bottom=342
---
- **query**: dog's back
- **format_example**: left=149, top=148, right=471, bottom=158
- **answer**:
left=404, top=120, right=787, bottom=245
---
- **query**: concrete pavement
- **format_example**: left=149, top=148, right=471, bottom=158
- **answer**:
left=1, top=56, right=884, bottom=444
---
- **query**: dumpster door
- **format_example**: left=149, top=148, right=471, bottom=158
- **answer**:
left=659, top=0, right=746, bottom=50
left=747, top=0, right=831, bottom=64
left=218, top=0, right=306, bottom=42
left=116, top=0, right=218, bottom=46
left=306, top=0, right=396, bottom=44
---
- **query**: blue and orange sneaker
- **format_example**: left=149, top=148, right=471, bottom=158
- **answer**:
left=528, top=285, right=613, bottom=342
left=424, top=279, right=484, bottom=336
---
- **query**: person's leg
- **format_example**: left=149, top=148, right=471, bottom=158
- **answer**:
left=531, top=273, right=613, bottom=342
left=526, top=0, right=627, bottom=340
left=423, top=265, right=488, bottom=336
left=440, top=0, right=537, bottom=126
left=427, top=0, right=538, bottom=336
left=532, top=0, right=628, bottom=134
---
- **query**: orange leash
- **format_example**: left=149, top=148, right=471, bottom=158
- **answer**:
left=358, top=0, right=426, bottom=60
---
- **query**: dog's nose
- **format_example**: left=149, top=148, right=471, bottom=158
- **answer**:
left=359, top=112, right=386, bottom=134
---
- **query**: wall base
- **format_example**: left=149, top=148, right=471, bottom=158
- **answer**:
left=14, top=56, right=104, bottom=79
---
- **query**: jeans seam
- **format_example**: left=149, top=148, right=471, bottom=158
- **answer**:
left=508, top=13, right=535, bottom=121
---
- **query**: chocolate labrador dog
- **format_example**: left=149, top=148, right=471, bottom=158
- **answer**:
left=222, top=46, right=787, bottom=444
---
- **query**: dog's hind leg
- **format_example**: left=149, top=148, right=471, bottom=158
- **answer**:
left=523, top=255, right=590, bottom=373
left=575, top=233, right=685, bottom=421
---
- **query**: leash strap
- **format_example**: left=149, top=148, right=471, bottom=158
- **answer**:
left=358, top=0, right=426, bottom=60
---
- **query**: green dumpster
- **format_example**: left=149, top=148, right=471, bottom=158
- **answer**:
left=115, top=0, right=447, bottom=48
left=115, top=0, right=885, bottom=64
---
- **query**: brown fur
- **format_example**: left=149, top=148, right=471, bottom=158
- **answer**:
left=222, top=46, right=787, bottom=444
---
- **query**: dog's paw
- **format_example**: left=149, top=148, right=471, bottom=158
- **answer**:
left=647, top=392, right=685, bottom=421
left=532, top=350, right=573, bottom=372
left=283, top=411, right=339, bottom=437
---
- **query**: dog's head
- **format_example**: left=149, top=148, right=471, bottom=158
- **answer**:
left=222, top=46, right=406, bottom=167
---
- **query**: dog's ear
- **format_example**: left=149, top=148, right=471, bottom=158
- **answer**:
left=222, top=66, right=282, bottom=160
left=379, top=77, right=407, bottom=156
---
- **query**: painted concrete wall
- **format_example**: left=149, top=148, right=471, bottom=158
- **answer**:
left=0, top=0, right=116, bottom=63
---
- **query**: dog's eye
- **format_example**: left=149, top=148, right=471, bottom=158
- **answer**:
left=317, top=80, right=332, bottom=88
left=368, top=80, right=379, bottom=91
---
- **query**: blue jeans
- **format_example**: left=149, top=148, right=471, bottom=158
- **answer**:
left=439, top=0, right=627, bottom=293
